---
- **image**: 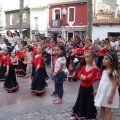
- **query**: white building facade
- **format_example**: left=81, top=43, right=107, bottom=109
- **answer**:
left=92, top=25, right=120, bottom=40
left=92, top=0, right=120, bottom=41
left=30, top=7, right=49, bottom=38
left=0, top=0, right=6, bottom=36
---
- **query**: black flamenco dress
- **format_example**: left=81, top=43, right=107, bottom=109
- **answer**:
left=3, top=56, right=19, bottom=92
left=16, top=50, right=26, bottom=77
left=31, top=55, right=46, bottom=95
left=0, top=53, right=6, bottom=81
left=71, top=66, right=97, bottom=120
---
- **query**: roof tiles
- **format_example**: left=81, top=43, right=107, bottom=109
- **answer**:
left=93, top=13, right=120, bottom=25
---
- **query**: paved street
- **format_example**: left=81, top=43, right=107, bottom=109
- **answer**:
left=0, top=65, right=119, bottom=120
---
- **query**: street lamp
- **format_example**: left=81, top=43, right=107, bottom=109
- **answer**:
left=80, top=23, right=82, bottom=39
left=62, top=7, right=67, bottom=41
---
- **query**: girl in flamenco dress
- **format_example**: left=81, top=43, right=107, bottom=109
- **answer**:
left=16, top=44, right=26, bottom=77
left=3, top=47, right=19, bottom=93
left=27, top=45, right=47, bottom=95
left=0, top=52, right=6, bottom=81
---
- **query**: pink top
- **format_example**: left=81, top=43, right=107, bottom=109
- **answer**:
left=47, top=43, right=56, bottom=49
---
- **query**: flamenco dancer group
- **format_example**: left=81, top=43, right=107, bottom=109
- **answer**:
left=0, top=37, right=120, bottom=120
left=0, top=44, right=48, bottom=94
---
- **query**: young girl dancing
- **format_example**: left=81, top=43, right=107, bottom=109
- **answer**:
left=94, top=52, right=119, bottom=120
left=16, top=44, right=26, bottom=77
left=29, top=45, right=46, bottom=95
left=10, top=51, right=18, bottom=70
left=70, top=50, right=98, bottom=120
left=3, top=47, right=19, bottom=93
left=0, top=52, right=6, bottom=81
left=51, top=45, right=66, bottom=104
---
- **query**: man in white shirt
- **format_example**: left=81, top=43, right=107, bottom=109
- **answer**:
left=114, top=36, right=120, bottom=52
left=109, top=36, right=115, bottom=50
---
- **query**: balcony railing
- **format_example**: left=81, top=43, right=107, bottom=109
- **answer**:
left=50, top=19, right=61, bottom=28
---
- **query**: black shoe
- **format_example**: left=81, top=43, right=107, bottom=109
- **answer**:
left=50, top=91, right=57, bottom=96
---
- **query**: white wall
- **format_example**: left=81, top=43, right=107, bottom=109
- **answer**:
left=92, top=25, right=120, bottom=41
left=30, top=8, right=48, bottom=38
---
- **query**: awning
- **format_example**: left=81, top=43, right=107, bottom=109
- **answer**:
left=48, top=26, right=87, bottom=32
left=0, top=29, right=27, bottom=35
left=7, top=29, right=27, bottom=33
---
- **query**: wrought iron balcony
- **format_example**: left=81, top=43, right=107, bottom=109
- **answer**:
left=50, top=19, right=61, bottom=28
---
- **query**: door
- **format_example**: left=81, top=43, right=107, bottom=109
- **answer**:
left=68, top=32, right=73, bottom=41
left=108, top=32, right=120, bottom=37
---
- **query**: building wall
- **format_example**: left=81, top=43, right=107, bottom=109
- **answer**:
left=30, top=8, right=48, bottom=38
left=5, top=10, right=30, bottom=29
left=49, top=3, right=87, bottom=27
left=92, top=25, right=120, bottom=40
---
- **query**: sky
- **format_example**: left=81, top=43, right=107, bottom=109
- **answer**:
left=1, top=0, right=120, bottom=11
left=118, top=0, right=120, bottom=5
left=2, top=0, right=51, bottom=10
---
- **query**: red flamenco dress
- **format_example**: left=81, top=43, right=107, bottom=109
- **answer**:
left=31, top=55, right=46, bottom=95
left=3, top=56, right=19, bottom=92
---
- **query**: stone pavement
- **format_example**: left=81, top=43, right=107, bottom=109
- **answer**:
left=0, top=65, right=119, bottom=120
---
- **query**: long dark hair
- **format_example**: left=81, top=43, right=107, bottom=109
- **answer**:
left=56, top=45, right=66, bottom=57
left=101, top=52, right=119, bottom=79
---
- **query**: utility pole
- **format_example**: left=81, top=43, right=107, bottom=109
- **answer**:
left=19, top=0, right=24, bottom=38
left=87, top=0, right=93, bottom=39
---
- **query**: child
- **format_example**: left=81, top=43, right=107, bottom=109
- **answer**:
left=51, top=45, right=66, bottom=104
left=10, top=51, right=18, bottom=70
left=117, top=49, right=120, bottom=68
left=70, top=50, right=98, bottom=120
left=3, top=47, right=19, bottom=93
left=97, top=40, right=107, bottom=68
left=50, top=47, right=58, bottom=96
left=0, top=52, right=6, bottom=81
left=106, top=44, right=114, bottom=52
left=24, top=45, right=33, bottom=78
left=66, top=63, right=77, bottom=82
left=28, top=45, right=46, bottom=95
left=16, top=44, right=26, bottom=77
left=66, top=44, right=76, bottom=68
left=94, top=52, right=119, bottom=120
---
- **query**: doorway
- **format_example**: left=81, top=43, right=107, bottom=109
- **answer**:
left=108, top=32, right=120, bottom=37
left=68, top=32, right=73, bottom=41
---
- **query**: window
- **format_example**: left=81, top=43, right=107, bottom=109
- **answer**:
left=35, top=17, right=38, bottom=30
left=69, top=8, right=74, bottom=22
left=55, top=10, right=60, bottom=20
left=52, top=8, right=61, bottom=20
left=23, top=13, right=27, bottom=22
left=10, top=14, right=14, bottom=25
left=0, top=14, right=2, bottom=26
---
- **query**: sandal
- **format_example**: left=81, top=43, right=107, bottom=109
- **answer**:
left=53, top=99, right=62, bottom=104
